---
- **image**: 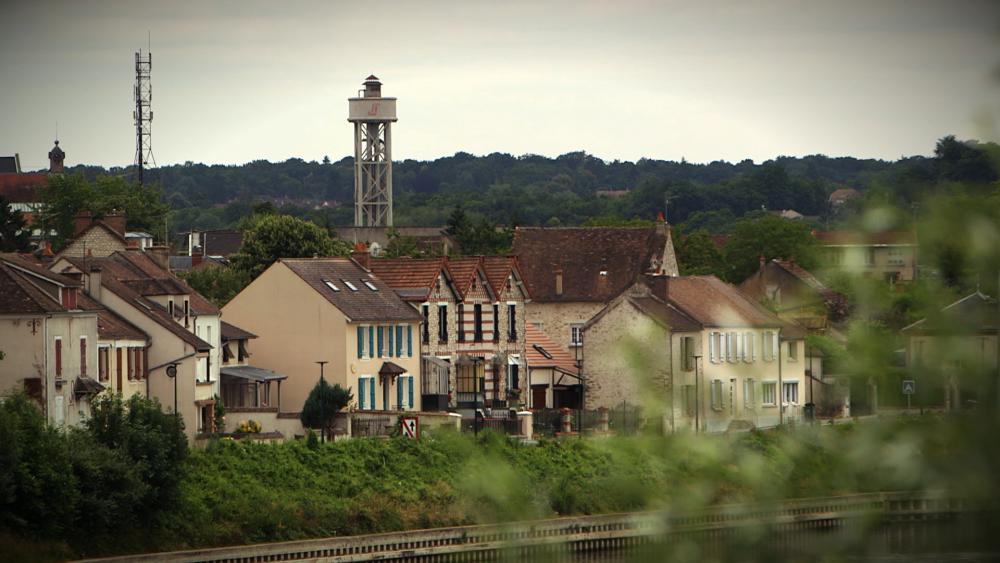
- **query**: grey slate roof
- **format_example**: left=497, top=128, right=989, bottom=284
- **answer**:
left=281, top=258, right=423, bottom=323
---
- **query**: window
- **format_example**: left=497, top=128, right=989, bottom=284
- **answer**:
left=136, top=348, right=146, bottom=380
left=744, top=378, right=755, bottom=409
left=763, top=331, right=776, bottom=361
left=728, top=331, right=738, bottom=363
left=457, top=304, right=465, bottom=342
left=782, top=381, right=799, bottom=404
left=363, top=280, right=378, bottom=291
left=184, top=299, right=190, bottom=328
left=474, top=304, right=483, bottom=342
left=508, top=304, right=517, bottom=341
left=570, top=324, right=583, bottom=347
left=168, top=300, right=175, bottom=318
left=493, top=304, right=500, bottom=342
left=864, top=248, right=876, bottom=266
left=438, top=305, right=448, bottom=342
left=54, top=337, right=62, bottom=377
left=323, top=279, right=340, bottom=292
left=342, top=279, right=358, bottom=291
left=887, top=248, right=905, bottom=266
left=682, top=336, right=695, bottom=371
left=762, top=382, right=777, bottom=406
left=710, top=380, right=724, bottom=411
left=357, top=326, right=367, bottom=359
left=357, top=376, right=376, bottom=410
left=396, top=374, right=415, bottom=410
left=98, top=347, right=109, bottom=381
left=422, top=305, right=430, bottom=344
left=507, top=361, right=520, bottom=391
left=683, top=385, right=696, bottom=417
left=788, top=341, right=798, bottom=361
left=80, top=337, right=87, bottom=376
left=238, top=340, right=250, bottom=362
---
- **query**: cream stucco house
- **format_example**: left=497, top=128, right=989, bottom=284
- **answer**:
left=583, top=274, right=807, bottom=433
left=222, top=258, right=423, bottom=414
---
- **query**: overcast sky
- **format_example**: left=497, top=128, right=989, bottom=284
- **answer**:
left=1, top=0, right=998, bottom=169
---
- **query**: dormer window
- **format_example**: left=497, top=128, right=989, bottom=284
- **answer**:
left=323, top=279, right=340, bottom=292
left=342, top=279, right=358, bottom=291
left=599, top=270, right=608, bottom=276
left=363, top=281, right=378, bottom=291
left=60, top=287, right=77, bottom=309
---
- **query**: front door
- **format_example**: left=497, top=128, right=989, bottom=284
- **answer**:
left=532, top=386, right=548, bottom=409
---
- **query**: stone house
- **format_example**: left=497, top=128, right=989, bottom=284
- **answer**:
left=583, top=275, right=807, bottom=433
left=0, top=253, right=102, bottom=427
left=50, top=250, right=221, bottom=440
left=902, top=291, right=998, bottom=411
left=222, top=258, right=423, bottom=415
left=524, top=322, right=580, bottom=409
left=512, top=221, right=679, bottom=355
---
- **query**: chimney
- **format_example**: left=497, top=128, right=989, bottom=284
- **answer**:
left=191, top=246, right=203, bottom=267
left=48, top=140, right=65, bottom=174
left=87, top=265, right=101, bottom=300
left=647, top=274, right=670, bottom=301
left=351, top=242, right=370, bottom=269
left=147, top=245, right=170, bottom=271
left=73, top=211, right=93, bottom=236
left=41, top=241, right=54, bottom=257
left=102, top=212, right=126, bottom=237
left=554, top=266, right=563, bottom=297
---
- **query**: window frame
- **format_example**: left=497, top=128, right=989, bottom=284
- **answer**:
left=762, top=381, right=778, bottom=406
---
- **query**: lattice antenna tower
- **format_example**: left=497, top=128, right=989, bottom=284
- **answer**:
left=133, top=48, right=155, bottom=185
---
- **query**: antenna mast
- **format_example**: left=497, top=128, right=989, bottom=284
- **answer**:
left=133, top=47, right=154, bottom=185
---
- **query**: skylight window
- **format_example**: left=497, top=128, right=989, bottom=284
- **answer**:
left=323, top=279, right=340, bottom=292
left=533, top=344, right=553, bottom=360
left=363, top=280, right=378, bottom=291
left=342, top=279, right=358, bottom=291
left=599, top=270, right=608, bottom=276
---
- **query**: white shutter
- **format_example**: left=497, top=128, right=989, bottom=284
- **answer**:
left=772, top=332, right=779, bottom=361
left=737, top=332, right=743, bottom=362
left=751, top=333, right=757, bottom=361
left=709, top=332, right=716, bottom=363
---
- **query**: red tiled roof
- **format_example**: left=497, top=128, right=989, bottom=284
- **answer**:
left=0, top=253, right=78, bottom=314
left=281, top=258, right=422, bottom=322
left=368, top=257, right=449, bottom=302
left=481, top=256, right=530, bottom=299
left=525, top=323, right=578, bottom=374
left=446, top=256, right=486, bottom=299
left=0, top=173, right=47, bottom=203
left=657, top=276, right=784, bottom=328
left=512, top=226, right=669, bottom=302
left=814, top=230, right=915, bottom=246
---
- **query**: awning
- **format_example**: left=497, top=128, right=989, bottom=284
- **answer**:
left=379, top=361, right=407, bottom=378
left=423, top=355, right=451, bottom=369
left=74, top=377, right=105, bottom=399
left=220, top=365, right=288, bottom=383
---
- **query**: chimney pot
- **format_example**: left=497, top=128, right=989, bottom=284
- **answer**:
left=554, top=266, right=563, bottom=297
left=351, top=242, right=370, bottom=270
left=73, top=211, right=94, bottom=237
left=147, top=245, right=170, bottom=271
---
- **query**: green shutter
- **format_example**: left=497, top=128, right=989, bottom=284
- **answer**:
left=377, top=326, right=384, bottom=358
left=397, top=376, right=403, bottom=409
left=356, top=326, right=363, bottom=359
left=407, top=326, right=413, bottom=357
left=408, top=375, right=414, bottom=408
left=388, top=324, right=394, bottom=357
left=368, top=327, right=374, bottom=360
left=369, top=377, right=376, bottom=410
left=358, top=378, right=366, bottom=409
left=396, top=326, right=403, bottom=356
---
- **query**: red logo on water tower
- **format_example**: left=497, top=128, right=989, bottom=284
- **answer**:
left=367, top=102, right=380, bottom=116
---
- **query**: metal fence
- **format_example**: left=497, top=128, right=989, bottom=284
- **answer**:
left=461, top=411, right=522, bottom=435
left=533, top=403, right=645, bottom=437
left=351, top=412, right=395, bottom=437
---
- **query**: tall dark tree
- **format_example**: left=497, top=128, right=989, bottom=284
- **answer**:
left=933, top=135, right=998, bottom=184
left=0, top=196, right=31, bottom=252
left=300, top=380, right=353, bottom=436
left=723, top=215, right=819, bottom=282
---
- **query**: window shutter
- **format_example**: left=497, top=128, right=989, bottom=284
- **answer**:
left=708, top=332, right=716, bottom=363
left=772, top=332, right=779, bottom=361
left=80, top=337, right=87, bottom=376
left=736, top=332, right=742, bottom=363
left=357, top=327, right=364, bottom=359
left=397, top=326, right=404, bottom=356
left=407, top=326, right=413, bottom=357
left=358, top=378, right=366, bottom=409
left=751, top=333, right=757, bottom=361
left=369, top=378, right=376, bottom=410
left=378, top=326, right=384, bottom=358
left=397, top=376, right=403, bottom=409
left=388, top=325, right=394, bottom=357
left=408, top=375, right=414, bottom=408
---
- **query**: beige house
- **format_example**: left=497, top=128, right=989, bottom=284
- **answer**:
left=815, top=230, right=917, bottom=283
left=0, top=253, right=101, bottom=427
left=512, top=221, right=679, bottom=354
left=583, top=275, right=807, bottom=433
left=902, top=291, right=998, bottom=411
left=50, top=251, right=221, bottom=441
left=222, top=258, right=423, bottom=414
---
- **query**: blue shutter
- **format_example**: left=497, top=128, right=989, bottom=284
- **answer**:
left=377, top=326, right=384, bottom=358
left=397, top=376, right=403, bottom=409
left=408, top=375, right=414, bottom=408
left=407, top=326, right=413, bottom=357
left=358, top=378, right=366, bottom=409
left=357, top=326, right=363, bottom=359
left=369, top=377, right=376, bottom=410
left=396, top=326, right=403, bottom=356
left=368, top=327, right=374, bottom=360
left=388, top=324, right=394, bottom=357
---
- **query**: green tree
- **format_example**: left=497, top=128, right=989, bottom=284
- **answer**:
left=384, top=227, right=425, bottom=258
left=85, top=394, right=188, bottom=520
left=933, top=135, right=997, bottom=184
left=723, top=214, right=818, bottom=282
left=230, top=214, right=352, bottom=278
left=300, top=380, right=354, bottom=435
left=445, top=205, right=513, bottom=255
left=675, top=229, right=726, bottom=277
left=39, top=174, right=169, bottom=250
left=178, top=265, right=250, bottom=307
left=0, top=196, right=30, bottom=252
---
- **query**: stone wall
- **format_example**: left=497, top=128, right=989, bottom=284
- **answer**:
left=59, top=226, right=126, bottom=258
left=526, top=301, right=605, bottom=353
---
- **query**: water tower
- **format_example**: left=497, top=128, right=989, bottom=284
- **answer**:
left=348, top=75, right=397, bottom=227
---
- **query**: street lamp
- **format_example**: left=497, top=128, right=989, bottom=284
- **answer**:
left=316, top=361, right=328, bottom=443
left=692, top=354, right=703, bottom=433
left=165, top=363, right=179, bottom=436
left=574, top=335, right=585, bottom=436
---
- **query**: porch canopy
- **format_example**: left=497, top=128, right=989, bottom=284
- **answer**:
left=220, top=365, right=288, bottom=383
left=379, top=361, right=407, bottom=379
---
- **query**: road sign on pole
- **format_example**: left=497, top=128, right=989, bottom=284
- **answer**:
left=902, top=380, right=916, bottom=395
left=401, top=416, right=419, bottom=440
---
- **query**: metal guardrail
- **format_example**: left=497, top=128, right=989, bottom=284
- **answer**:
left=77, top=491, right=973, bottom=563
